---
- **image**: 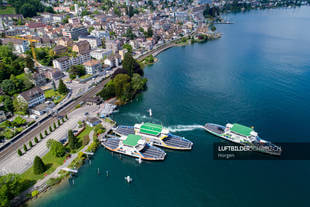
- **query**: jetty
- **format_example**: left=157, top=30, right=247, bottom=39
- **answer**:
left=61, top=167, right=78, bottom=173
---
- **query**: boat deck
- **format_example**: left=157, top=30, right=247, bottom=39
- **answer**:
left=204, top=123, right=225, bottom=135
left=101, top=138, right=120, bottom=150
left=114, top=126, right=135, bottom=136
left=163, top=134, right=193, bottom=150
left=140, top=145, right=166, bottom=160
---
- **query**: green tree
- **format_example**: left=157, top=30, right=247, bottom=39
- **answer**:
left=49, top=126, right=52, bottom=132
left=68, top=65, right=86, bottom=79
left=33, top=156, right=45, bottom=174
left=44, top=129, right=48, bottom=136
left=123, top=52, right=139, bottom=77
left=47, top=139, right=66, bottom=157
left=3, top=96, right=13, bottom=112
left=1, top=79, right=16, bottom=95
left=13, top=97, right=28, bottom=114
left=29, top=140, right=33, bottom=148
left=34, top=137, right=39, bottom=144
left=58, top=79, right=68, bottom=95
left=25, top=56, right=34, bottom=71
left=83, top=135, right=90, bottom=146
left=113, top=74, right=131, bottom=99
left=123, top=43, right=132, bottom=53
left=131, top=73, right=147, bottom=94
left=68, top=130, right=79, bottom=150
left=0, top=174, right=24, bottom=206
left=23, top=144, right=27, bottom=152
left=145, top=27, right=153, bottom=38
left=20, top=3, right=37, bottom=18
left=17, top=149, right=22, bottom=156
left=53, top=122, right=56, bottom=129
left=211, top=25, right=217, bottom=32
left=39, top=133, right=43, bottom=140
left=65, top=114, right=68, bottom=120
left=102, top=38, right=106, bottom=49
left=58, top=119, right=61, bottom=126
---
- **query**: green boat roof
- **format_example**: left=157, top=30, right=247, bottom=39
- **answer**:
left=140, top=122, right=163, bottom=136
left=122, top=134, right=141, bottom=146
left=230, top=123, right=253, bottom=137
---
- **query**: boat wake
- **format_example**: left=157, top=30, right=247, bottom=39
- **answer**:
left=167, top=125, right=204, bottom=132
left=126, top=112, right=161, bottom=123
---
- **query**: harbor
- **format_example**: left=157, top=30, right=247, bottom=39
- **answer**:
left=28, top=7, right=310, bottom=207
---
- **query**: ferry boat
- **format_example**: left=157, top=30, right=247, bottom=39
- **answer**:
left=113, top=122, right=193, bottom=150
left=101, top=134, right=166, bottom=161
left=204, top=123, right=282, bottom=156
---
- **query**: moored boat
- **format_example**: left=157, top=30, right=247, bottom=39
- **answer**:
left=204, top=123, right=282, bottom=156
left=113, top=122, right=193, bottom=150
left=101, top=134, right=166, bottom=161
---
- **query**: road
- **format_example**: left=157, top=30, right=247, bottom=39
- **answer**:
left=0, top=76, right=111, bottom=164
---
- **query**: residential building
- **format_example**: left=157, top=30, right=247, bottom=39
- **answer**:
left=1, top=38, right=29, bottom=53
left=86, top=117, right=101, bottom=127
left=83, top=59, right=102, bottom=75
left=45, top=69, right=65, bottom=81
left=53, top=56, right=71, bottom=71
left=78, top=35, right=101, bottom=49
left=64, top=26, right=88, bottom=40
left=17, top=87, right=45, bottom=108
left=53, top=45, right=67, bottom=55
left=90, top=48, right=112, bottom=60
left=72, top=40, right=91, bottom=54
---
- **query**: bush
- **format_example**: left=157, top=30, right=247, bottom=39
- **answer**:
left=29, top=140, right=33, bottom=148
left=46, top=177, right=62, bottom=187
left=23, top=144, right=27, bottom=152
left=34, top=137, right=39, bottom=144
left=33, top=156, right=46, bottom=175
left=31, top=190, right=39, bottom=198
left=17, top=149, right=22, bottom=156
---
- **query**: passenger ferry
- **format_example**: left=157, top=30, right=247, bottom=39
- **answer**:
left=113, top=122, right=193, bottom=150
left=204, top=123, right=282, bottom=156
left=101, top=134, right=166, bottom=161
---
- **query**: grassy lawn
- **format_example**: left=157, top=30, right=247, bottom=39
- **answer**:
left=44, top=89, right=65, bottom=105
left=0, top=7, right=16, bottom=14
left=75, top=125, right=93, bottom=151
left=20, top=150, right=66, bottom=183
left=79, top=74, right=92, bottom=79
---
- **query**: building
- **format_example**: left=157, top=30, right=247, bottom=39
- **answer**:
left=1, top=38, right=29, bottom=53
left=53, top=53, right=91, bottom=71
left=30, top=72, right=47, bottom=86
left=90, top=48, right=112, bottom=60
left=78, top=35, right=101, bottom=49
left=31, top=101, right=55, bottom=115
left=17, top=87, right=45, bottom=108
left=83, top=59, right=102, bottom=75
left=64, top=26, right=88, bottom=40
left=72, top=40, right=91, bottom=54
left=86, top=117, right=101, bottom=127
left=56, top=37, right=73, bottom=47
left=45, top=69, right=65, bottom=80
left=53, top=56, right=71, bottom=71
left=53, top=45, right=67, bottom=55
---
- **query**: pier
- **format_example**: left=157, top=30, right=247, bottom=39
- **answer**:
left=61, top=167, right=78, bottom=173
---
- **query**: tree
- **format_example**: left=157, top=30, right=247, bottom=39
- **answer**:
left=29, top=140, right=33, bottom=148
left=23, top=144, right=27, bottom=152
left=17, top=149, right=22, bottom=156
left=47, top=139, right=65, bottom=157
left=83, top=135, right=90, bottom=146
left=65, top=114, right=68, bottom=120
left=25, top=56, right=34, bottom=71
left=0, top=174, right=24, bottom=206
left=123, top=43, right=132, bottom=53
left=20, top=3, right=37, bottom=18
left=1, top=79, right=16, bottom=95
left=49, top=126, right=53, bottom=132
left=123, top=52, right=141, bottom=77
left=145, top=27, right=153, bottom=38
left=44, top=130, right=48, bottom=136
left=68, top=130, right=79, bottom=150
left=68, top=65, right=86, bottom=79
left=53, top=122, right=56, bottom=130
left=62, top=117, right=65, bottom=123
left=34, top=137, right=39, bottom=144
left=40, top=133, right=43, bottom=140
left=113, top=74, right=131, bottom=99
left=3, top=96, right=13, bottom=112
left=211, top=25, right=217, bottom=32
left=13, top=97, right=28, bottom=114
left=102, top=38, right=106, bottom=49
left=33, top=156, right=45, bottom=174
left=58, top=79, right=68, bottom=95
left=58, top=119, right=61, bottom=126
left=131, top=73, right=147, bottom=94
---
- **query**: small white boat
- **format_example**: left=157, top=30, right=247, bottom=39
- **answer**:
left=125, top=176, right=133, bottom=183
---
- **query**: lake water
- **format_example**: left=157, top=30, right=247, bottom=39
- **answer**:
left=30, top=6, right=310, bottom=207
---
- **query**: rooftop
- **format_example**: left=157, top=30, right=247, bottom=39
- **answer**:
left=230, top=123, right=253, bottom=137
left=122, top=134, right=141, bottom=147
left=140, top=122, right=163, bottom=136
